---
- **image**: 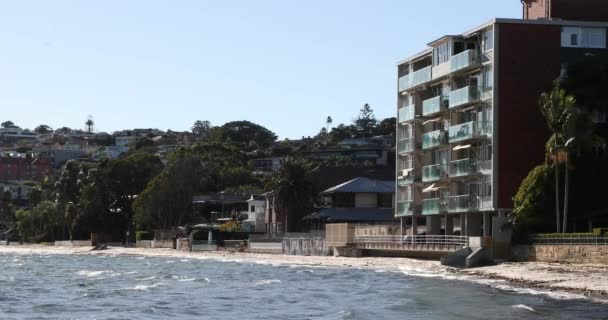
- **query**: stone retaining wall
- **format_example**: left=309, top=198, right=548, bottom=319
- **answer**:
left=511, top=245, right=608, bottom=264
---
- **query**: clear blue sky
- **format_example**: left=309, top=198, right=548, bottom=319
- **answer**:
left=0, top=1, right=520, bottom=139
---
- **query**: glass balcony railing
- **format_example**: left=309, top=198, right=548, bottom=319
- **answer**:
left=449, top=195, right=479, bottom=213
left=422, top=198, right=448, bottom=215
left=422, top=96, right=447, bottom=116
left=450, top=50, right=479, bottom=73
left=398, top=75, right=410, bottom=92
left=449, top=86, right=480, bottom=109
left=410, top=66, right=432, bottom=88
left=399, top=105, right=415, bottom=123
left=396, top=200, right=414, bottom=217
left=448, top=121, right=491, bottom=143
left=422, top=130, right=447, bottom=149
left=398, top=174, right=414, bottom=186
left=450, top=158, right=479, bottom=177
left=399, top=66, right=432, bottom=92
left=397, top=138, right=414, bottom=154
left=422, top=164, right=448, bottom=182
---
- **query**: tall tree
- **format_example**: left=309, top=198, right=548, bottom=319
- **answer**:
left=85, top=116, right=95, bottom=134
left=354, top=103, right=377, bottom=137
left=192, top=120, right=212, bottom=138
left=326, top=116, right=333, bottom=132
left=539, top=81, right=575, bottom=233
left=265, top=157, right=319, bottom=232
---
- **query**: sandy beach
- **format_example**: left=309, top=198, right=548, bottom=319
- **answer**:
left=1, top=245, right=607, bottom=301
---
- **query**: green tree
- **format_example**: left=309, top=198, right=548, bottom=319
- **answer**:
left=16, top=201, right=58, bottom=242
left=0, top=191, right=16, bottom=236
left=192, top=120, right=212, bottom=138
left=34, top=125, right=53, bottom=134
left=354, top=103, right=377, bottom=137
left=265, top=157, right=320, bottom=232
left=133, top=153, right=208, bottom=230
left=539, top=81, right=576, bottom=233
left=85, top=116, right=95, bottom=134
left=1, top=121, right=15, bottom=128
left=209, top=121, right=277, bottom=152
left=511, top=164, right=555, bottom=238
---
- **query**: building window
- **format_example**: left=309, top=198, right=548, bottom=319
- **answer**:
left=562, top=27, right=607, bottom=48
left=483, top=66, right=493, bottom=90
left=483, top=29, right=494, bottom=52
left=377, top=194, right=393, bottom=208
left=433, top=42, right=451, bottom=66
left=250, top=205, right=255, bottom=212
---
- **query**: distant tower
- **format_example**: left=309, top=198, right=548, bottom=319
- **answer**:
left=85, top=115, right=95, bottom=134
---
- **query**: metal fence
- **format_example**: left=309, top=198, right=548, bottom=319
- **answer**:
left=354, top=235, right=469, bottom=247
left=532, top=237, right=608, bottom=245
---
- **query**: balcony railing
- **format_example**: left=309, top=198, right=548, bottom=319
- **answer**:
left=399, top=105, right=415, bottom=123
left=422, top=95, right=447, bottom=116
left=398, top=174, right=414, bottom=186
left=450, top=158, right=479, bottom=177
left=422, top=164, right=448, bottom=182
left=397, top=138, right=414, bottom=154
left=396, top=200, right=414, bottom=217
left=449, top=195, right=479, bottom=213
left=448, top=121, right=491, bottom=143
left=422, top=130, right=447, bottom=149
left=422, top=198, right=448, bottom=215
left=449, top=86, right=480, bottom=109
left=450, top=50, right=479, bottom=73
left=399, top=66, right=433, bottom=92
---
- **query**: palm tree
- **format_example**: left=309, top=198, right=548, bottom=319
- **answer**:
left=326, top=116, right=333, bottom=132
left=265, top=157, right=320, bottom=233
left=539, top=81, right=576, bottom=233
left=85, top=116, right=94, bottom=134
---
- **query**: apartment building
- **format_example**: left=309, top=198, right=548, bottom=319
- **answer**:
left=396, top=0, right=608, bottom=238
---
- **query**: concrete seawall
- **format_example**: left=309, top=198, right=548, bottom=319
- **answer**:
left=512, top=245, right=608, bottom=264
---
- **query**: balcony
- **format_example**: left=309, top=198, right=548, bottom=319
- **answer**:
left=450, top=158, right=480, bottom=178
left=398, top=66, right=432, bottom=92
left=399, top=105, right=415, bottom=123
left=448, top=195, right=479, bottom=213
left=397, top=138, right=414, bottom=154
left=398, top=174, right=415, bottom=186
left=422, top=198, right=448, bottom=215
left=396, top=200, right=414, bottom=217
left=422, top=130, right=447, bottom=150
left=450, top=50, right=480, bottom=73
left=422, top=95, right=447, bottom=116
left=449, top=86, right=480, bottom=109
left=422, top=164, right=448, bottom=182
left=448, top=121, right=491, bottom=143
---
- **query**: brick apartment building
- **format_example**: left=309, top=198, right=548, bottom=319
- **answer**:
left=396, top=0, right=608, bottom=238
left=0, top=153, right=52, bottom=182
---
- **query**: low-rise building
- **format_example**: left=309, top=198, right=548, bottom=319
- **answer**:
left=304, top=177, right=396, bottom=230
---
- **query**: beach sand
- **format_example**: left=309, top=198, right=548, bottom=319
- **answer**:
left=1, top=245, right=607, bottom=300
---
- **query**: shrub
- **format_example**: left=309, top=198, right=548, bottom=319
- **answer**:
left=136, top=231, right=153, bottom=241
left=512, top=164, right=556, bottom=238
left=532, top=232, right=597, bottom=238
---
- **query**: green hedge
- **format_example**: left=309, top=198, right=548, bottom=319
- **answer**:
left=533, top=232, right=598, bottom=238
left=593, top=228, right=608, bottom=236
left=136, top=231, right=153, bottom=241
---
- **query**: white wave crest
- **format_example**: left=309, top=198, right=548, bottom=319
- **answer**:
left=254, top=279, right=281, bottom=285
left=129, top=283, right=164, bottom=291
left=512, top=304, right=535, bottom=312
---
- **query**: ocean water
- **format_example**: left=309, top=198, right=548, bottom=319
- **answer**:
left=0, top=252, right=607, bottom=320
